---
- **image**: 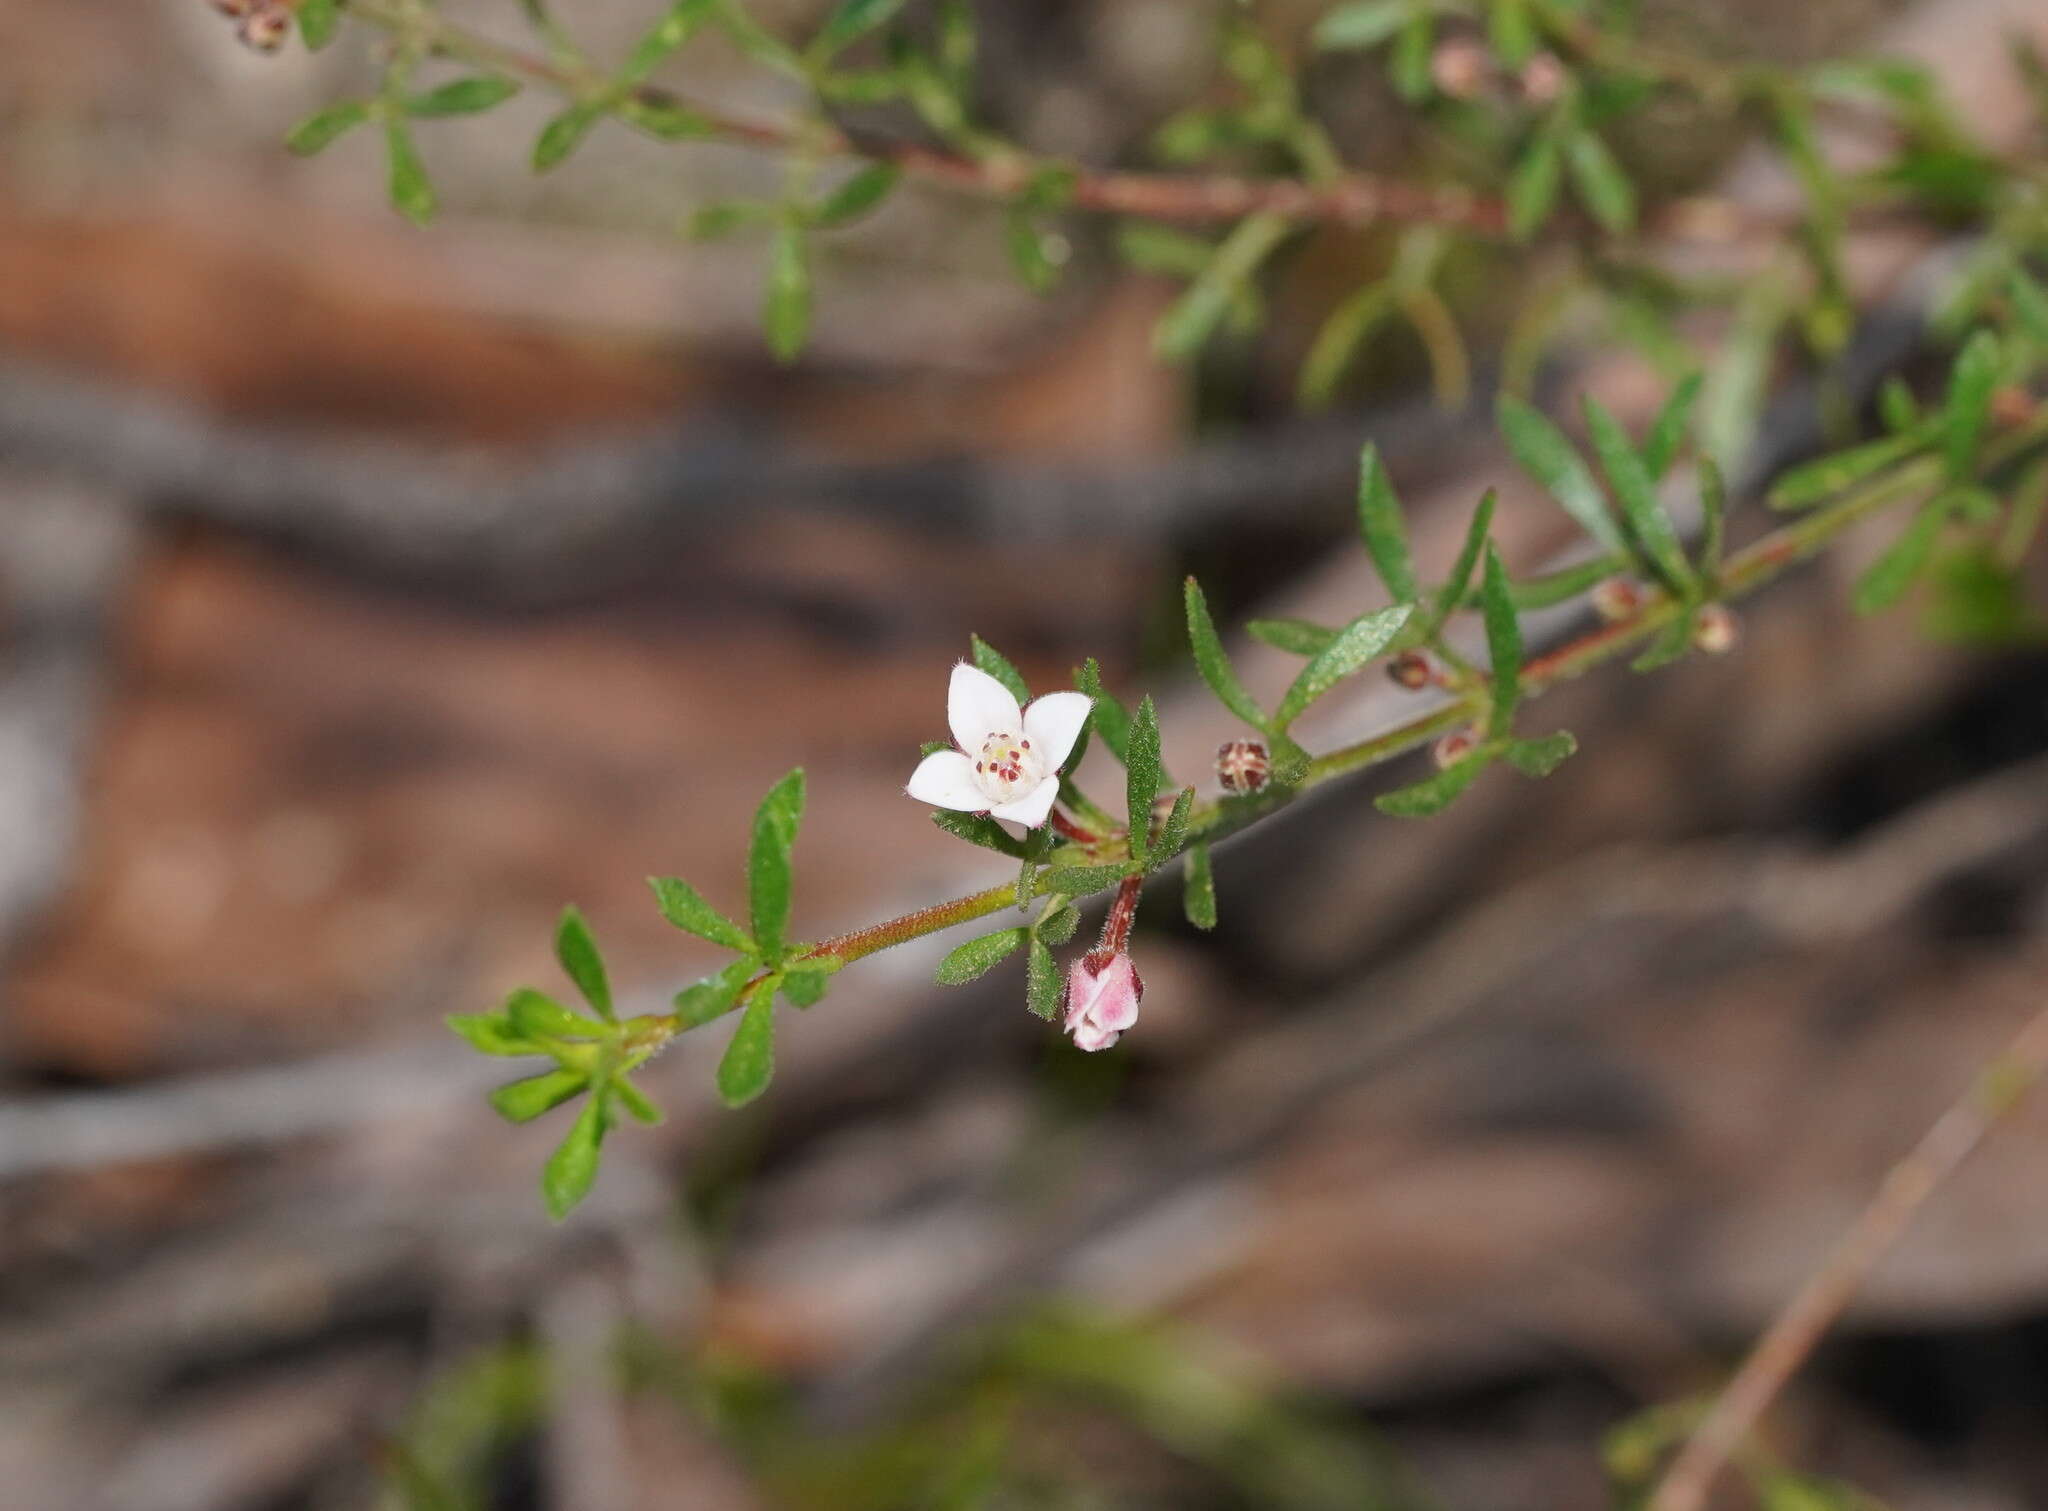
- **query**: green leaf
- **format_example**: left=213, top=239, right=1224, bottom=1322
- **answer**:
left=1391, top=7, right=1433, bottom=100
left=1879, top=376, right=1922, bottom=433
left=747, top=768, right=805, bottom=963
left=1025, top=937, right=1062, bottom=1019
left=1943, top=329, right=2000, bottom=480
left=673, top=958, right=754, bottom=1028
left=1497, top=395, right=1630, bottom=558
left=1273, top=604, right=1413, bottom=729
left=2010, top=270, right=2048, bottom=346
left=1630, top=609, right=1696, bottom=671
left=1076, top=660, right=1131, bottom=764
left=286, top=100, right=370, bottom=156
left=1312, top=0, right=1412, bottom=50
left=297, top=0, right=340, bottom=50
left=1853, top=500, right=1947, bottom=613
left=1697, top=456, right=1727, bottom=576
left=1117, top=222, right=1217, bottom=277
left=1184, top=839, right=1217, bottom=929
left=1565, top=129, right=1636, bottom=235
left=384, top=121, right=436, bottom=227
left=1038, top=863, right=1129, bottom=897
left=446, top=1012, right=540, bottom=1057
left=542, top=1093, right=607, bottom=1219
left=1480, top=543, right=1522, bottom=734
left=616, top=97, right=713, bottom=139
left=1375, top=752, right=1490, bottom=818
left=932, top=809, right=1030, bottom=858
left=1124, top=697, right=1163, bottom=866
left=408, top=76, right=521, bottom=116
left=620, top=0, right=719, bottom=82
left=1768, top=424, right=1935, bottom=509
left=1431, top=490, right=1497, bottom=627
left=1246, top=617, right=1338, bottom=656
left=1490, top=0, right=1535, bottom=67
left=533, top=104, right=601, bottom=171
left=1153, top=212, right=1289, bottom=364
left=714, top=0, right=806, bottom=77
left=812, top=0, right=909, bottom=59
left=1298, top=282, right=1396, bottom=407
left=1183, top=579, right=1268, bottom=732
left=508, top=986, right=593, bottom=1040
left=648, top=875, right=752, bottom=950
left=814, top=162, right=900, bottom=227
left=1505, top=730, right=1577, bottom=776
left=1034, top=902, right=1080, bottom=945
left=716, top=989, right=776, bottom=1107
left=611, top=1074, right=664, bottom=1125
left=781, top=968, right=828, bottom=1008
left=1583, top=396, right=1695, bottom=594
left=763, top=222, right=811, bottom=363
left=970, top=633, right=1031, bottom=703
left=1507, top=555, right=1624, bottom=610
left=1005, top=209, right=1064, bottom=294
left=688, top=200, right=773, bottom=239
left=1153, top=785, right=1195, bottom=864
left=936, top=927, right=1026, bottom=985
left=490, top=1068, right=586, bottom=1123
left=1508, top=132, right=1563, bottom=243
left=554, top=908, right=613, bottom=1021
left=1356, top=442, right=1420, bottom=602
left=1641, top=372, right=1702, bottom=481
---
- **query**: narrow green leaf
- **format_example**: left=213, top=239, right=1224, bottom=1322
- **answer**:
left=1034, top=902, right=1080, bottom=945
left=648, top=875, right=752, bottom=950
left=297, top=0, right=340, bottom=50
left=673, top=958, right=754, bottom=1029
left=763, top=223, right=811, bottom=364
left=812, top=0, right=909, bottom=58
left=781, top=968, right=828, bottom=1008
left=688, top=200, right=772, bottom=240
left=1375, top=752, right=1491, bottom=817
left=286, top=100, right=370, bottom=156
left=532, top=104, right=601, bottom=172
left=1025, top=937, right=1062, bottom=1019
left=714, top=0, right=806, bottom=76
left=1853, top=501, right=1948, bottom=613
left=508, top=986, right=592, bottom=1040
left=1480, top=543, right=1521, bottom=734
left=491, top=1069, right=586, bottom=1123
left=616, top=97, right=712, bottom=140
left=1768, top=423, right=1935, bottom=509
left=1184, top=839, right=1218, bottom=929
left=1497, top=395, right=1629, bottom=557
left=716, top=989, right=776, bottom=1107
left=1507, top=555, right=1624, bottom=610
left=1273, top=604, right=1414, bottom=729
left=446, top=1013, right=540, bottom=1057
left=384, top=120, right=436, bottom=227
left=1431, top=490, right=1497, bottom=627
left=1879, top=376, right=1922, bottom=433
left=1508, top=132, right=1563, bottom=243
left=620, top=0, right=719, bottom=82
left=1698, top=456, right=1727, bottom=576
left=1124, top=697, right=1163, bottom=866
left=1298, top=282, right=1396, bottom=407
left=747, top=768, right=805, bottom=963
left=1641, top=373, right=1703, bottom=481
left=1583, top=396, right=1695, bottom=594
left=542, top=1094, right=607, bottom=1219
left=1943, top=329, right=2000, bottom=479
left=1246, top=617, right=1338, bottom=656
left=1356, top=442, right=1419, bottom=602
left=1153, top=212, right=1289, bottom=364
left=1312, top=0, right=1412, bottom=50
left=1490, top=0, right=1535, bottom=67
left=970, top=633, right=1031, bottom=703
left=1565, top=129, right=1636, bottom=235
left=1391, top=7, right=1433, bottom=100
left=1505, top=731, right=1577, bottom=777
left=936, top=927, right=1026, bottom=985
left=1005, top=210, right=1063, bottom=294
left=554, top=908, right=613, bottom=1021
left=2010, top=270, right=2048, bottom=346
left=1117, top=222, right=1217, bottom=277
left=1183, top=579, right=1268, bottom=731
left=931, top=809, right=1030, bottom=857
left=611, top=1074, right=664, bottom=1125
left=408, top=76, right=521, bottom=116
left=1038, top=863, right=1129, bottom=897
left=1630, top=610, right=1696, bottom=671
left=1075, top=661, right=1131, bottom=765
left=1153, top=785, right=1195, bottom=865
left=814, top=162, right=900, bottom=227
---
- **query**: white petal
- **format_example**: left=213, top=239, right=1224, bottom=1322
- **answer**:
left=1071, top=1020, right=1121, bottom=1052
left=906, top=751, right=989, bottom=811
left=1022, top=691, right=1093, bottom=770
left=948, top=663, right=1023, bottom=753
left=989, top=773, right=1059, bottom=828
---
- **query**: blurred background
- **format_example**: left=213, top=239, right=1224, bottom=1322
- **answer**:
left=6, top=0, right=2048, bottom=1507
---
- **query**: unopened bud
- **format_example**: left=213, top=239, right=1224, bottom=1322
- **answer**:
left=1590, top=577, right=1644, bottom=622
left=1519, top=52, right=1567, bottom=107
left=1215, top=738, right=1271, bottom=795
left=1693, top=603, right=1739, bottom=655
left=209, top=0, right=259, bottom=16
left=1991, top=386, right=2036, bottom=429
left=1433, top=728, right=1480, bottom=769
left=1430, top=37, right=1492, bottom=100
left=1387, top=650, right=1434, bottom=690
left=237, top=2, right=290, bottom=51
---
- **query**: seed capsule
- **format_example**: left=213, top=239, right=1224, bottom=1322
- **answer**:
left=1215, top=738, right=1271, bottom=795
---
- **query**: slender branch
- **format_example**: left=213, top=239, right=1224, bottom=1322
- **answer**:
left=1646, top=994, right=2048, bottom=1511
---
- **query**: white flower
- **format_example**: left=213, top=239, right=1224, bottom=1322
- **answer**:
left=905, top=664, right=1092, bottom=830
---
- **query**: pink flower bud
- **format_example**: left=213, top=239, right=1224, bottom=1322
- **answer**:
left=1519, top=52, right=1567, bottom=107
left=1590, top=577, right=1643, bottom=622
left=1430, top=37, right=1492, bottom=100
left=237, top=2, right=290, bottom=51
left=1433, top=728, right=1479, bottom=769
left=1693, top=603, right=1740, bottom=655
left=1214, top=738, right=1271, bottom=795
left=1387, top=651, right=1434, bottom=690
left=1064, top=949, right=1143, bottom=1052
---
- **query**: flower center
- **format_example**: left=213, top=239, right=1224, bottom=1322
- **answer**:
left=973, top=730, right=1045, bottom=805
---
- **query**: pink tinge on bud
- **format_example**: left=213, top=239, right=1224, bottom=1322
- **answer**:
left=1215, top=738, right=1271, bottom=795
left=1693, top=603, right=1740, bottom=655
left=1387, top=650, right=1434, bottom=690
left=1589, top=577, right=1643, bottom=622
left=1433, top=728, right=1479, bottom=769
left=237, top=3, right=291, bottom=51
left=1430, top=37, right=1492, bottom=100
left=1064, top=950, right=1143, bottom=1052
left=1519, top=52, right=1567, bottom=107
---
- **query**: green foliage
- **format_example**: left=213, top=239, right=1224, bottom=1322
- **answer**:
left=1272, top=604, right=1412, bottom=730
left=1498, top=395, right=1630, bottom=558
left=1944, top=329, right=2001, bottom=479
left=717, top=988, right=777, bottom=1106
left=286, top=101, right=370, bottom=156
left=1565, top=129, right=1636, bottom=235
left=814, top=163, right=900, bottom=227
left=408, top=77, right=521, bottom=116
left=555, top=907, right=614, bottom=1021
left=1247, top=617, right=1339, bottom=656
left=1075, top=659, right=1132, bottom=765
left=970, top=633, right=1031, bottom=703
left=674, top=958, right=754, bottom=1028
left=489, top=1068, right=587, bottom=1123
left=297, top=0, right=340, bottom=50
left=384, top=121, right=436, bottom=227
left=1479, top=543, right=1522, bottom=734
left=649, top=875, right=752, bottom=950
left=1854, top=498, right=1949, bottom=612
left=748, top=768, right=806, bottom=962
left=932, top=809, right=1031, bottom=857
left=1184, top=839, right=1218, bottom=929
left=1184, top=578, right=1269, bottom=732
left=1376, top=751, right=1491, bottom=818
left=1505, top=730, right=1578, bottom=776
left=1123, top=697, right=1164, bottom=866
left=533, top=104, right=602, bottom=171
left=1355, top=443, right=1419, bottom=603
left=1508, top=131, right=1563, bottom=243
left=542, top=1092, right=608, bottom=1219
left=763, top=222, right=812, bottom=363
left=937, top=928, right=1026, bottom=984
